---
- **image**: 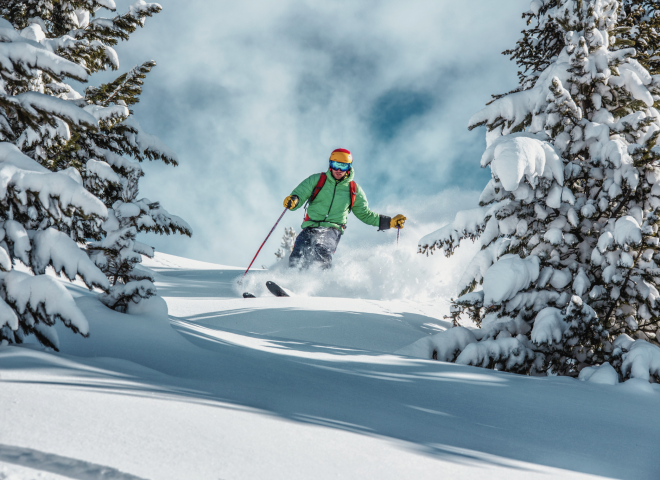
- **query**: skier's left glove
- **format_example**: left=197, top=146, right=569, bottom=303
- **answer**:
left=390, top=214, right=406, bottom=229
left=283, top=195, right=299, bottom=210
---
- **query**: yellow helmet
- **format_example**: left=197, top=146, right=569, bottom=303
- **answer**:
left=329, top=148, right=352, bottom=164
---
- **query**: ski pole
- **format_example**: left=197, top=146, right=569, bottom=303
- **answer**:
left=397, top=225, right=400, bottom=246
left=242, top=207, right=288, bottom=280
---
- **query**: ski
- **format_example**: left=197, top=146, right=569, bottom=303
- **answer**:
left=266, top=281, right=289, bottom=297
left=242, top=292, right=256, bottom=298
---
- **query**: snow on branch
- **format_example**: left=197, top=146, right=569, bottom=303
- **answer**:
left=0, top=143, right=108, bottom=219
left=482, top=254, right=540, bottom=306
left=531, top=307, right=569, bottom=345
left=85, top=159, right=121, bottom=185
left=121, top=116, right=178, bottom=165
left=85, top=60, right=157, bottom=108
left=5, top=220, right=30, bottom=265
left=613, top=216, right=642, bottom=247
left=420, top=135, right=562, bottom=256
left=455, top=336, right=537, bottom=373
left=481, top=134, right=563, bottom=191
left=134, top=199, right=192, bottom=236
left=418, top=203, right=502, bottom=256
left=89, top=0, right=162, bottom=43
left=31, top=228, right=110, bottom=290
left=93, top=147, right=143, bottom=175
left=2, top=92, right=98, bottom=130
left=0, top=270, right=90, bottom=346
left=83, top=104, right=130, bottom=128
left=0, top=296, right=18, bottom=331
left=0, top=19, right=88, bottom=82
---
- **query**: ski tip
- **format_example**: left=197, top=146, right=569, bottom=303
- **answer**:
left=266, top=281, right=290, bottom=297
left=242, top=292, right=256, bottom=298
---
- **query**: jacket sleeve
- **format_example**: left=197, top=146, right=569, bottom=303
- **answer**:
left=352, top=184, right=388, bottom=228
left=289, top=173, right=321, bottom=211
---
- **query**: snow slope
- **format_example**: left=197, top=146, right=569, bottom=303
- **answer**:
left=1, top=252, right=659, bottom=479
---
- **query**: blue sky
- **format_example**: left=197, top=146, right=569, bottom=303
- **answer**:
left=90, top=0, right=530, bottom=266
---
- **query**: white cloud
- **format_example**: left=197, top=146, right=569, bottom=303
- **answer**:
left=98, top=0, right=529, bottom=266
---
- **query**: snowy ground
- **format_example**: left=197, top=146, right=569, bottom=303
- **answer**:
left=1, top=251, right=659, bottom=479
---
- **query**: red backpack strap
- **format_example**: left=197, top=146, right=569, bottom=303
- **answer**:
left=349, top=181, right=357, bottom=213
left=303, top=173, right=327, bottom=222
left=309, top=172, right=327, bottom=204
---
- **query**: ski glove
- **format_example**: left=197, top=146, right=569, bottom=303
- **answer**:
left=283, top=195, right=299, bottom=210
left=390, top=214, right=406, bottom=229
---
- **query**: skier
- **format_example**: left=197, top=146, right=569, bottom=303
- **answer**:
left=283, top=148, right=406, bottom=269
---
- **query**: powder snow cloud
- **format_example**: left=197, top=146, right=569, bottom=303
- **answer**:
left=88, top=0, right=529, bottom=266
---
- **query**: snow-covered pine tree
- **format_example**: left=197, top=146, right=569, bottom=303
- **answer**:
left=504, top=1, right=660, bottom=91
left=1, top=0, right=162, bottom=168
left=79, top=61, right=191, bottom=313
left=416, top=0, right=660, bottom=382
left=1, top=1, right=192, bottom=313
left=0, top=20, right=110, bottom=350
left=1, top=0, right=166, bottom=242
left=275, top=227, right=297, bottom=261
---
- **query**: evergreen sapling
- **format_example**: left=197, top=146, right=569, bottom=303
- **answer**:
left=275, top=227, right=297, bottom=261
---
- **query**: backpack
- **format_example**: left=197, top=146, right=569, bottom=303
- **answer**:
left=303, top=173, right=357, bottom=223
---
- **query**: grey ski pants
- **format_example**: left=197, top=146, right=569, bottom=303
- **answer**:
left=289, top=227, right=341, bottom=269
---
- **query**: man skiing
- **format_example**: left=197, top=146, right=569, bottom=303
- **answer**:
left=283, top=148, right=406, bottom=269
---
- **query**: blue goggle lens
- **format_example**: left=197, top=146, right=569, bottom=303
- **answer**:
left=329, top=160, right=351, bottom=171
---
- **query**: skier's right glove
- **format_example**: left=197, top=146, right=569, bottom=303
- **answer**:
left=283, top=195, right=299, bottom=210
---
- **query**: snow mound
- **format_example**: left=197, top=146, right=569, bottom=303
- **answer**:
left=142, top=251, right=242, bottom=271
left=396, top=327, right=477, bottom=360
left=578, top=362, right=619, bottom=385
left=621, top=340, right=660, bottom=382
left=126, top=295, right=168, bottom=316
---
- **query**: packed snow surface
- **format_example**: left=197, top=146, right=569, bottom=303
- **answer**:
left=1, top=252, right=659, bottom=479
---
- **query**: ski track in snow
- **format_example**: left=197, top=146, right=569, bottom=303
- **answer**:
left=0, top=444, right=146, bottom=480
left=0, top=252, right=658, bottom=479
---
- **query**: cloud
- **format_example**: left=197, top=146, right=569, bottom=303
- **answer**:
left=369, top=89, right=435, bottom=141
left=89, top=0, right=529, bottom=266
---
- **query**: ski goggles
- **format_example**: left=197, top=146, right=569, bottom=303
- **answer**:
left=329, top=160, right=351, bottom=171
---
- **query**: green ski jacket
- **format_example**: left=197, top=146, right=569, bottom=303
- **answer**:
left=289, top=168, right=391, bottom=233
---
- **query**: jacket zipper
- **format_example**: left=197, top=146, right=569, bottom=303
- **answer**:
left=324, top=182, right=338, bottom=220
